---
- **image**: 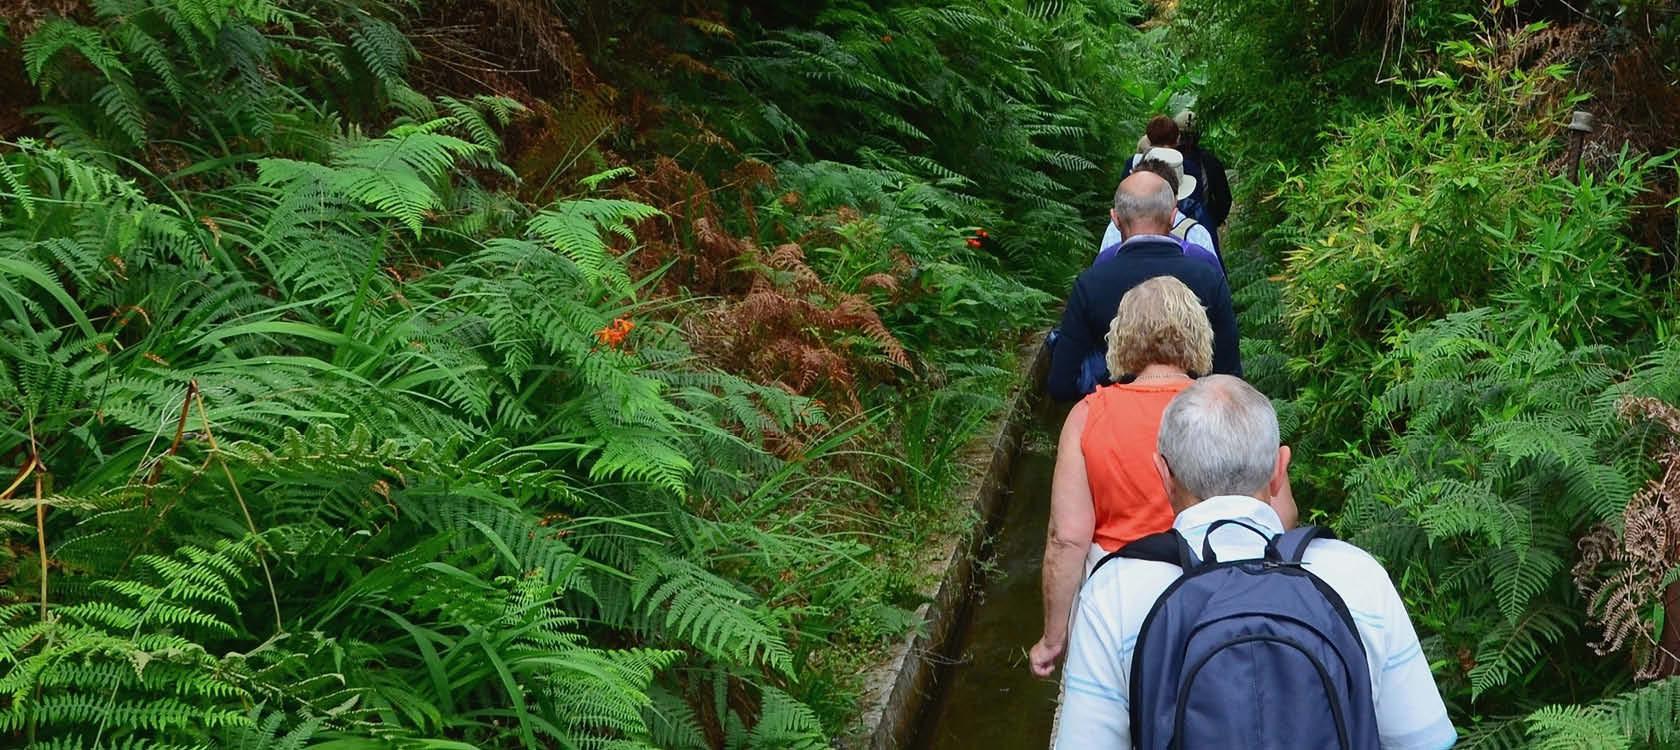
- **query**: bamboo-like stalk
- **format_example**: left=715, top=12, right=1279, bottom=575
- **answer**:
left=34, top=466, right=45, bottom=622
left=30, top=423, right=46, bottom=623
left=144, top=379, right=198, bottom=503
left=191, top=384, right=285, bottom=635
left=2, top=454, right=44, bottom=621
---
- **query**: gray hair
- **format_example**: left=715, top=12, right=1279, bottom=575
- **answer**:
left=1157, top=375, right=1280, bottom=500
left=1112, top=175, right=1177, bottom=227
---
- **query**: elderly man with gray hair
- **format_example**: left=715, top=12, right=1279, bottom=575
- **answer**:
left=1047, top=171, right=1240, bottom=401
left=1052, top=376, right=1456, bottom=750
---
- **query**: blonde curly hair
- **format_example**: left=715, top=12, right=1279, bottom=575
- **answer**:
left=1104, top=276, right=1213, bottom=377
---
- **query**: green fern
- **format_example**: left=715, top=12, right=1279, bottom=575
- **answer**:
left=631, top=556, right=795, bottom=677
left=1525, top=679, right=1680, bottom=749
left=526, top=198, right=662, bottom=298
left=347, top=16, right=411, bottom=91
left=257, top=122, right=488, bottom=234
left=23, top=20, right=128, bottom=94
left=0, top=541, right=262, bottom=741
left=1526, top=705, right=1631, bottom=750
left=736, top=687, right=827, bottom=750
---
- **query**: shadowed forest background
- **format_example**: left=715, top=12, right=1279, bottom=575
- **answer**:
left=1, top=0, right=1679, bottom=747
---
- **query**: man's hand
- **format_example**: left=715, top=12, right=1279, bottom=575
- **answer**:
left=1030, top=636, right=1065, bottom=678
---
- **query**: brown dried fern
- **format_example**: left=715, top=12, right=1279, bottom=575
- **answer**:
left=688, top=242, right=910, bottom=413
left=1574, top=395, right=1680, bottom=679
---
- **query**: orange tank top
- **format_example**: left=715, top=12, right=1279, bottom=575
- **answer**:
left=1080, top=380, right=1191, bottom=551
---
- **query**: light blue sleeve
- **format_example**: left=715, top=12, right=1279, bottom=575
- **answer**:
left=1372, top=573, right=1458, bottom=750
left=1053, top=583, right=1131, bottom=750
left=1188, top=224, right=1216, bottom=257
left=1100, top=221, right=1122, bottom=257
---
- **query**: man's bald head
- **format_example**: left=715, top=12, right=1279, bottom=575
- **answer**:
left=1111, top=171, right=1177, bottom=237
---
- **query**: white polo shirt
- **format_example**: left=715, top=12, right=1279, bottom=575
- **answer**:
left=1054, top=495, right=1457, bottom=750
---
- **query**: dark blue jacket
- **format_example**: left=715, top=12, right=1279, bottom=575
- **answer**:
left=1047, top=237, right=1242, bottom=402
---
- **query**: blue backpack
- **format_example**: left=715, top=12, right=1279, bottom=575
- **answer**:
left=1078, top=349, right=1109, bottom=394
left=1094, top=524, right=1381, bottom=750
left=1040, top=331, right=1111, bottom=396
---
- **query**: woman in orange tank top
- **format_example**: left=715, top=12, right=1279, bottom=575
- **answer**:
left=1029, top=275, right=1214, bottom=678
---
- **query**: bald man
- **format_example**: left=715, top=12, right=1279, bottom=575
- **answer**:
left=1047, top=172, right=1241, bottom=402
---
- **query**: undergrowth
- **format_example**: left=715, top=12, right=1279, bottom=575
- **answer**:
left=0, top=0, right=1175, bottom=746
left=1197, top=2, right=1680, bottom=746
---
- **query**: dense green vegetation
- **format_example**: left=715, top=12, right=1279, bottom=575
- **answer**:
left=1184, top=0, right=1680, bottom=746
left=0, top=0, right=1176, bottom=746
left=3, top=0, right=1678, bottom=747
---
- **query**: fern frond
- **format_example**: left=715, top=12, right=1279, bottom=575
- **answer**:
left=631, top=556, right=794, bottom=677
left=526, top=198, right=662, bottom=298
left=348, top=16, right=411, bottom=90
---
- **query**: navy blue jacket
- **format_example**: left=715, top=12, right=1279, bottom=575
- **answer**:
left=1047, top=237, right=1242, bottom=402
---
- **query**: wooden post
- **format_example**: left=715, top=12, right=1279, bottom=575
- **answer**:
left=1565, top=110, right=1595, bottom=183
left=1661, top=579, right=1680, bottom=677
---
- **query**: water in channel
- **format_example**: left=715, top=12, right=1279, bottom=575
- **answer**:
left=911, top=417, right=1063, bottom=749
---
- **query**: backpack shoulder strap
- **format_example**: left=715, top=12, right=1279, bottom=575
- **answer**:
left=1169, top=214, right=1197, bottom=240
left=1275, top=525, right=1338, bottom=564
left=1090, top=530, right=1196, bottom=576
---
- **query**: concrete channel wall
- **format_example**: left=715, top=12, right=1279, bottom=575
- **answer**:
left=845, top=340, right=1050, bottom=749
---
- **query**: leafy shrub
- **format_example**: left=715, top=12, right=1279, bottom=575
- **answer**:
left=1208, top=11, right=1680, bottom=746
left=2, top=0, right=1170, bottom=745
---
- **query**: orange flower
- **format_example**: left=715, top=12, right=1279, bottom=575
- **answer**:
left=595, top=318, right=636, bottom=349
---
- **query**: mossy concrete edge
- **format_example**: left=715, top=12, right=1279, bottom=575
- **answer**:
left=846, top=338, right=1050, bottom=749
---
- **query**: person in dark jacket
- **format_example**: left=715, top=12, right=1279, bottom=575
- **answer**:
left=1047, top=171, right=1240, bottom=402
left=1175, top=110, right=1231, bottom=231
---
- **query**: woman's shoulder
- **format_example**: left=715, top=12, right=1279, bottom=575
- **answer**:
left=1080, top=383, right=1126, bottom=408
left=1081, top=382, right=1138, bottom=409
left=1094, top=379, right=1193, bottom=397
left=1085, top=381, right=1187, bottom=422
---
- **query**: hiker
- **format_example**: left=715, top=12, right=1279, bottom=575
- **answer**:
left=1052, top=376, right=1456, bottom=750
left=1175, top=110, right=1232, bottom=237
left=1118, top=117, right=1216, bottom=249
left=1097, top=151, right=1220, bottom=274
left=1030, top=276, right=1213, bottom=681
left=1143, top=115, right=1178, bottom=154
left=1046, top=172, right=1240, bottom=402
left=1169, top=110, right=1236, bottom=230
left=1117, top=115, right=1179, bottom=181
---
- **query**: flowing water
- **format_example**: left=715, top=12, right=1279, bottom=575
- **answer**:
left=911, top=419, right=1062, bottom=749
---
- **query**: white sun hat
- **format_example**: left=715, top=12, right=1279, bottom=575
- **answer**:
left=1141, top=147, right=1197, bottom=200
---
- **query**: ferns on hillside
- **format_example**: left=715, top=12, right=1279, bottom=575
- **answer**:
left=1230, top=22, right=1680, bottom=743
left=0, top=541, right=261, bottom=742
left=0, top=0, right=1112, bottom=744
left=1331, top=310, right=1679, bottom=704
left=257, top=123, right=489, bottom=235
left=718, top=0, right=1168, bottom=291
left=0, top=127, right=827, bottom=749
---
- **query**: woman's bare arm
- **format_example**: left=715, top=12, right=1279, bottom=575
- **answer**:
left=1031, top=400, right=1096, bottom=677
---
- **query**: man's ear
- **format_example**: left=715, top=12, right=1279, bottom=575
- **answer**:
left=1110, top=208, right=1123, bottom=232
left=1267, top=444, right=1292, bottom=497
left=1268, top=444, right=1299, bottom=529
left=1154, top=452, right=1175, bottom=497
